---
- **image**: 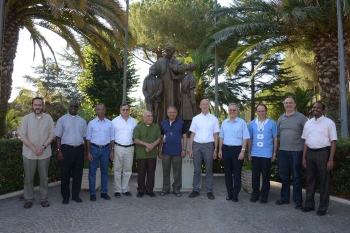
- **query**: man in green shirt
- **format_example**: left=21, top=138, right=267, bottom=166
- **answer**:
left=133, top=111, right=161, bottom=197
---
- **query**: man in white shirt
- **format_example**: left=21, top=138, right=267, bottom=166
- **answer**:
left=301, top=102, right=337, bottom=216
left=189, top=99, right=220, bottom=200
left=112, top=104, right=137, bottom=197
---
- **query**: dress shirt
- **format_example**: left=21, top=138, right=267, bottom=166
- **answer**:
left=112, top=115, right=137, bottom=145
left=301, top=115, right=337, bottom=149
left=220, top=117, right=250, bottom=146
left=86, top=117, right=115, bottom=145
left=55, top=114, right=87, bottom=146
left=17, top=113, right=55, bottom=160
left=189, top=113, right=220, bottom=143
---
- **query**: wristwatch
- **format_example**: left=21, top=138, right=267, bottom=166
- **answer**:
left=42, top=145, right=46, bottom=149
left=56, top=148, right=60, bottom=152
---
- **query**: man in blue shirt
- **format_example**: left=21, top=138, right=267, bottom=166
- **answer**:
left=218, top=103, right=250, bottom=202
left=248, top=104, right=278, bottom=204
left=158, top=106, right=187, bottom=197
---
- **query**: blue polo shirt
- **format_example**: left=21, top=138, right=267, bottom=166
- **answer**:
left=160, top=118, right=187, bottom=156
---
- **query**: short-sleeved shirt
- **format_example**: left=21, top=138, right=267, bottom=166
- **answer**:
left=133, top=122, right=161, bottom=159
left=86, top=117, right=115, bottom=145
left=189, top=113, right=220, bottom=143
left=55, top=114, right=87, bottom=146
left=248, top=118, right=278, bottom=158
left=160, top=118, right=186, bottom=156
left=277, top=111, right=307, bottom=151
left=301, top=115, right=337, bottom=149
left=220, top=117, right=250, bottom=146
left=17, top=113, right=55, bottom=160
left=112, top=115, right=137, bottom=145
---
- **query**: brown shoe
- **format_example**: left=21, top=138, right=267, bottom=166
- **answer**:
left=41, top=200, right=50, bottom=207
left=24, top=202, right=32, bottom=209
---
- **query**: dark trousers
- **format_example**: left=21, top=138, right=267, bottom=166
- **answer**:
left=137, top=158, right=156, bottom=193
left=60, top=144, right=84, bottom=200
left=222, top=145, right=243, bottom=197
left=305, top=148, right=331, bottom=211
left=251, top=156, right=271, bottom=201
left=278, top=150, right=303, bottom=204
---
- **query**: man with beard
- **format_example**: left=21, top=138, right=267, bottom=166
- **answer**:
left=301, top=102, right=337, bottom=216
left=55, top=100, right=87, bottom=204
left=18, top=97, right=55, bottom=209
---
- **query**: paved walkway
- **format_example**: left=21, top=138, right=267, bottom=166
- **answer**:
left=0, top=176, right=349, bottom=233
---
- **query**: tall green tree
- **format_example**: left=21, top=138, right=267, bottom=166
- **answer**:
left=206, top=0, right=350, bottom=127
left=130, top=0, right=214, bottom=60
left=0, top=0, right=130, bottom=137
left=78, top=46, right=139, bottom=118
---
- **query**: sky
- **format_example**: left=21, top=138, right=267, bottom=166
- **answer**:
left=10, top=0, right=232, bottom=102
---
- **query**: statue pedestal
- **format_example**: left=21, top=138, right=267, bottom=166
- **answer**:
left=154, top=139, right=196, bottom=192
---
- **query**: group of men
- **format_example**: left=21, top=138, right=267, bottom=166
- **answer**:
left=18, top=97, right=337, bottom=216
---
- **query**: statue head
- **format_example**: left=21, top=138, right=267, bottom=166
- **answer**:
left=187, top=62, right=197, bottom=71
left=149, top=65, right=157, bottom=75
left=165, top=45, right=176, bottom=59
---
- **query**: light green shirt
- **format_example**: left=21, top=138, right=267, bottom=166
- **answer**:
left=133, top=122, right=161, bottom=159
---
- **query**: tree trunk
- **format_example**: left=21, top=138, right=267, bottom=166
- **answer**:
left=312, top=32, right=343, bottom=131
left=0, top=10, right=21, bottom=137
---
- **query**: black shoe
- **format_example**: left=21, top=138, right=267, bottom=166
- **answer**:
left=114, top=192, right=121, bottom=198
left=123, top=191, right=132, bottom=197
left=226, top=195, right=232, bottom=201
left=159, top=191, right=170, bottom=196
left=301, top=206, right=315, bottom=212
left=189, top=191, right=200, bottom=198
left=250, top=197, right=258, bottom=203
left=136, top=192, right=144, bottom=198
left=72, top=197, right=82, bottom=203
left=232, top=196, right=238, bottom=202
left=90, top=195, right=96, bottom=201
left=275, top=200, right=290, bottom=205
left=62, top=199, right=69, bottom=204
left=207, top=192, right=215, bottom=200
left=295, top=204, right=303, bottom=210
left=100, top=193, right=111, bottom=200
left=146, top=192, right=156, bottom=197
left=260, top=199, right=268, bottom=204
left=316, top=210, right=327, bottom=216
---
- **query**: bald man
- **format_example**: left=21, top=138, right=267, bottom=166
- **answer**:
left=133, top=111, right=162, bottom=197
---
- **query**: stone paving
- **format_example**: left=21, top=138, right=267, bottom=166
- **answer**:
left=0, top=176, right=349, bottom=233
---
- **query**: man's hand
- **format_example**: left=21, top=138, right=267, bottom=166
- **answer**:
left=302, top=157, right=307, bottom=169
left=212, top=150, right=217, bottom=159
left=218, top=150, right=222, bottom=159
left=238, top=151, right=245, bottom=160
left=327, top=159, right=334, bottom=171
left=158, top=152, right=162, bottom=159
left=88, top=153, right=93, bottom=162
left=271, top=154, right=276, bottom=162
left=57, top=150, right=64, bottom=161
left=181, top=150, right=186, bottom=158
left=34, top=146, right=44, bottom=156
left=248, top=154, right=252, bottom=161
left=189, top=150, right=194, bottom=159
left=110, top=150, right=114, bottom=161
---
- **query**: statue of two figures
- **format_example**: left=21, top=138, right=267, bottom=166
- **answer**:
left=142, top=45, right=196, bottom=129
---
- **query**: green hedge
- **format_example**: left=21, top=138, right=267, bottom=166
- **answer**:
left=1, top=139, right=349, bottom=197
left=0, top=139, right=61, bottom=195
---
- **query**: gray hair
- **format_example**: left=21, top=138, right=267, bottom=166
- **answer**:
left=95, top=103, right=106, bottom=111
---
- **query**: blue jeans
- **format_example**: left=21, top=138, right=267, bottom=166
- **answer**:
left=277, top=150, right=303, bottom=204
left=89, top=145, right=110, bottom=195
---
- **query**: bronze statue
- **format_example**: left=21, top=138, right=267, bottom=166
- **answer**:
left=142, top=66, right=163, bottom=122
left=179, top=62, right=197, bottom=132
left=154, top=45, right=185, bottom=123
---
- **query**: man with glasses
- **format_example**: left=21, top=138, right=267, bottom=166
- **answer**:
left=218, top=103, right=250, bottom=202
left=112, top=104, right=137, bottom=198
left=86, top=103, right=115, bottom=201
left=158, top=106, right=187, bottom=197
left=18, top=97, right=55, bottom=208
left=55, top=100, right=87, bottom=204
left=275, top=97, right=307, bottom=209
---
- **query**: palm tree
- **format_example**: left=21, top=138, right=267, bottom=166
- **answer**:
left=206, top=0, right=350, bottom=128
left=0, top=0, right=131, bottom=137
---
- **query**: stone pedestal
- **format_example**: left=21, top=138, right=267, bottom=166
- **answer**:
left=154, top=139, right=194, bottom=191
left=81, top=168, right=101, bottom=190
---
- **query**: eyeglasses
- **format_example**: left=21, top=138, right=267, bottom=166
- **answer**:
left=69, top=105, right=78, bottom=108
left=229, top=109, right=237, bottom=112
left=121, top=109, right=130, bottom=112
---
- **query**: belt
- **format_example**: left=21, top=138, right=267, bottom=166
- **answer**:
left=62, top=144, right=83, bottom=149
left=223, top=145, right=241, bottom=148
left=194, top=142, right=214, bottom=145
left=91, top=143, right=109, bottom=148
left=308, top=147, right=329, bottom=152
left=115, top=143, right=134, bottom=148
